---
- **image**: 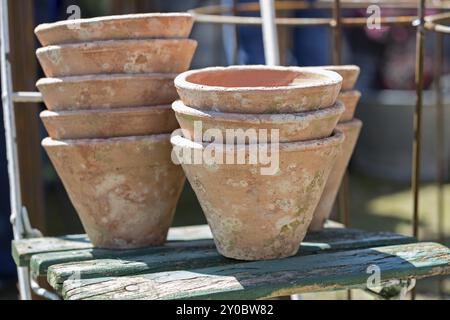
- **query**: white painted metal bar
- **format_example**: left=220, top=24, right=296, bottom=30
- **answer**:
left=12, top=92, right=43, bottom=103
left=0, top=0, right=32, bottom=300
left=260, top=0, right=280, bottom=65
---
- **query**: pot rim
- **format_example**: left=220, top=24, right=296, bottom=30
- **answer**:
left=339, top=90, right=362, bottom=98
left=336, top=118, right=363, bottom=129
left=174, top=65, right=343, bottom=93
left=40, top=105, right=172, bottom=118
left=172, top=100, right=345, bottom=123
left=36, top=38, right=197, bottom=53
left=34, top=13, right=193, bottom=34
left=42, top=134, right=171, bottom=148
left=171, top=130, right=344, bottom=153
left=307, top=65, right=360, bottom=73
left=36, top=73, right=177, bottom=87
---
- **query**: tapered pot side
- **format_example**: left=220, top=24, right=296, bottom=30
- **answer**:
left=171, top=131, right=344, bottom=260
left=42, top=135, right=186, bottom=249
left=308, top=65, right=360, bottom=91
left=175, top=66, right=343, bottom=114
left=172, top=100, right=344, bottom=143
left=36, top=74, right=178, bottom=111
left=309, top=119, right=363, bottom=232
left=37, top=39, right=198, bottom=77
left=35, top=13, right=194, bottom=46
left=338, top=90, right=361, bottom=122
left=40, top=105, right=178, bottom=140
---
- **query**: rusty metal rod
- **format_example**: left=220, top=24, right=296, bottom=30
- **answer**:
left=413, top=0, right=426, bottom=247
left=232, top=0, right=240, bottom=65
left=411, top=0, right=426, bottom=301
left=332, top=0, right=342, bottom=65
left=191, top=1, right=450, bottom=17
left=434, top=31, right=446, bottom=299
left=332, top=0, right=351, bottom=235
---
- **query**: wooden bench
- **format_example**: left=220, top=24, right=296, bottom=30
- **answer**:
left=12, top=223, right=450, bottom=300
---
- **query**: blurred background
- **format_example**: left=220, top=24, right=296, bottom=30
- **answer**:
left=0, top=0, right=449, bottom=299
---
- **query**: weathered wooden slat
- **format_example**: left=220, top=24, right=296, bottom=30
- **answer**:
left=33, top=240, right=216, bottom=283
left=12, top=222, right=342, bottom=267
left=12, top=225, right=213, bottom=267
left=45, top=229, right=415, bottom=292
left=61, top=242, right=450, bottom=300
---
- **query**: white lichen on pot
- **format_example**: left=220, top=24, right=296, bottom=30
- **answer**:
left=36, top=39, right=198, bottom=77
left=35, top=13, right=194, bottom=46
left=40, top=105, right=179, bottom=140
left=36, top=74, right=178, bottom=111
left=43, top=134, right=186, bottom=249
left=171, top=131, right=344, bottom=260
left=309, top=120, right=363, bottom=232
left=338, top=90, right=362, bottom=122
left=175, top=65, right=343, bottom=114
left=306, top=65, right=360, bottom=91
left=173, top=100, right=345, bottom=143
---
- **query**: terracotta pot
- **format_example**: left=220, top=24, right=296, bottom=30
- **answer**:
left=171, top=131, right=344, bottom=260
left=172, top=100, right=344, bottom=143
left=338, top=90, right=361, bottom=122
left=35, top=13, right=194, bottom=46
left=309, top=119, right=363, bottom=232
left=317, top=65, right=360, bottom=91
left=36, top=74, right=178, bottom=111
left=42, top=134, right=186, bottom=249
left=37, top=39, right=198, bottom=77
left=40, top=105, right=178, bottom=140
left=175, top=65, right=343, bottom=113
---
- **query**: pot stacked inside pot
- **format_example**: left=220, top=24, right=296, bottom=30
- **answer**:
left=35, top=13, right=197, bottom=249
left=171, top=66, right=346, bottom=260
left=309, top=65, right=363, bottom=231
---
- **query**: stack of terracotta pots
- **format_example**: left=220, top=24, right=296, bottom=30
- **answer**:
left=309, top=65, right=363, bottom=231
left=171, top=65, right=345, bottom=260
left=35, top=14, right=197, bottom=249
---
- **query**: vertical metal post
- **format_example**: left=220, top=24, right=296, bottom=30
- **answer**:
left=333, top=0, right=349, bottom=227
left=332, top=0, right=342, bottom=65
left=411, top=0, right=426, bottom=301
left=433, top=32, right=445, bottom=299
left=260, top=0, right=280, bottom=66
left=413, top=0, right=425, bottom=244
left=232, top=0, right=240, bottom=65
left=0, top=0, right=31, bottom=300
left=332, top=0, right=350, bottom=301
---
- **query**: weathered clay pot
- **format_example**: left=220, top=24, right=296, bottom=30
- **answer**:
left=36, top=74, right=178, bottom=111
left=175, top=65, right=343, bottom=113
left=40, top=105, right=178, bottom=140
left=172, top=100, right=344, bottom=143
left=42, top=134, right=186, bottom=249
left=318, top=65, right=360, bottom=91
left=171, top=131, right=344, bottom=260
left=35, top=13, right=194, bottom=46
left=309, top=119, right=363, bottom=232
left=37, top=39, right=198, bottom=77
left=338, top=90, right=362, bottom=122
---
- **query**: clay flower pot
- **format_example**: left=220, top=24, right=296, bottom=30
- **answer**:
left=37, top=39, right=198, bottom=77
left=42, top=134, right=186, bottom=249
left=171, top=131, right=344, bottom=260
left=36, top=74, right=178, bottom=111
left=172, top=100, right=344, bottom=143
left=175, top=65, right=343, bottom=113
left=40, top=105, right=178, bottom=140
left=35, top=13, right=194, bottom=46
left=338, top=90, right=362, bottom=122
left=309, top=119, right=363, bottom=232
left=319, top=65, right=360, bottom=91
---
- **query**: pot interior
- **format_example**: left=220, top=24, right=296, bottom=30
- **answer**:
left=186, top=69, right=329, bottom=88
